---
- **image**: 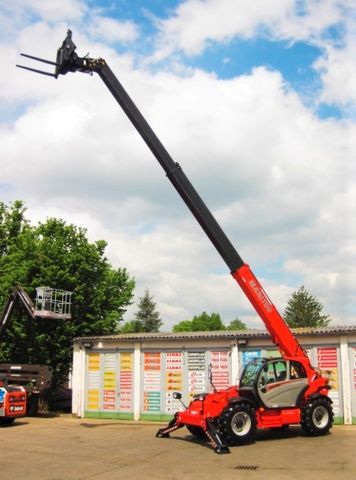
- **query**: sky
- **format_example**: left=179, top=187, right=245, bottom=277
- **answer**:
left=0, top=0, right=355, bottom=330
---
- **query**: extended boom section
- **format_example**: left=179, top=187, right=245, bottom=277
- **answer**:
left=17, top=30, right=333, bottom=452
left=233, top=265, right=307, bottom=360
left=17, top=31, right=306, bottom=356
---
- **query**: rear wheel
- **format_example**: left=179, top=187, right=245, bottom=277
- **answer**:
left=218, top=402, right=256, bottom=445
left=301, top=397, right=333, bottom=436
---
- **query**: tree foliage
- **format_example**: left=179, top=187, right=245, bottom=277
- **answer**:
left=225, top=317, right=247, bottom=330
left=0, top=201, right=135, bottom=387
left=129, top=289, right=162, bottom=333
left=284, top=285, right=331, bottom=328
left=173, top=312, right=226, bottom=332
left=120, top=319, right=143, bottom=333
left=0, top=200, right=28, bottom=257
left=173, top=312, right=247, bottom=332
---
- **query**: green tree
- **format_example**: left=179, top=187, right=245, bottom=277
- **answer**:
left=284, top=286, right=331, bottom=328
left=133, top=289, right=162, bottom=333
left=173, top=312, right=226, bottom=332
left=0, top=200, right=29, bottom=257
left=172, top=320, right=193, bottom=332
left=226, top=317, right=247, bottom=330
left=0, top=202, right=135, bottom=387
left=120, top=319, right=143, bottom=333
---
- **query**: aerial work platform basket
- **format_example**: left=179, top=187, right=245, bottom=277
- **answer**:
left=34, top=287, right=72, bottom=319
left=0, top=286, right=73, bottom=338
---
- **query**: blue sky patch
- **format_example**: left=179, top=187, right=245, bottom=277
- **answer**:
left=185, top=38, right=321, bottom=84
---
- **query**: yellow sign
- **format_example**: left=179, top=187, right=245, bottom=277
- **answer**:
left=120, top=353, right=133, bottom=370
left=88, top=353, right=100, bottom=371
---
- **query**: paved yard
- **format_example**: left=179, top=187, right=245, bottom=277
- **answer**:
left=1, top=416, right=355, bottom=480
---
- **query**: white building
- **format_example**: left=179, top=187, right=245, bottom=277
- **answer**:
left=72, top=326, right=356, bottom=424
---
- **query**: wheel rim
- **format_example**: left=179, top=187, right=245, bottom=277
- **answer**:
left=312, top=405, right=329, bottom=429
left=231, top=411, right=251, bottom=436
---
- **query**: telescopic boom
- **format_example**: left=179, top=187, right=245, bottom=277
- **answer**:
left=17, top=30, right=308, bottom=361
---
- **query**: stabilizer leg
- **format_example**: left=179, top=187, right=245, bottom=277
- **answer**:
left=156, top=413, right=183, bottom=438
left=205, top=418, right=230, bottom=454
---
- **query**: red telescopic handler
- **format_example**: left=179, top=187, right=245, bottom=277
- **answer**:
left=17, top=31, right=333, bottom=452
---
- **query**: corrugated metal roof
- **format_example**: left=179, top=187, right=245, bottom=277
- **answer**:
left=74, top=325, right=356, bottom=343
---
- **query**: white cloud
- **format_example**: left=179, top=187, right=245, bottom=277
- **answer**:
left=89, top=15, right=139, bottom=44
left=1, top=8, right=355, bottom=330
left=0, top=0, right=86, bottom=24
left=153, top=0, right=293, bottom=57
left=151, top=0, right=356, bottom=113
left=152, top=0, right=348, bottom=58
left=314, top=38, right=356, bottom=107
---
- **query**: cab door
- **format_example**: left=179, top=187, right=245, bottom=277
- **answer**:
left=257, top=359, right=308, bottom=408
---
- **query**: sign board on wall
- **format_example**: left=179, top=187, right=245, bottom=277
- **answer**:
left=140, top=349, right=231, bottom=415
left=188, top=352, right=206, bottom=400
left=85, top=351, right=134, bottom=415
left=119, top=353, right=133, bottom=411
left=242, top=350, right=261, bottom=367
left=103, top=353, right=116, bottom=410
left=87, top=353, right=100, bottom=411
left=210, top=351, right=230, bottom=391
left=165, top=352, right=184, bottom=413
left=317, top=347, right=341, bottom=417
left=143, top=352, right=161, bottom=413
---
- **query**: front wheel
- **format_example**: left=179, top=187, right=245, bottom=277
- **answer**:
left=218, top=402, right=256, bottom=446
left=301, top=397, right=333, bottom=436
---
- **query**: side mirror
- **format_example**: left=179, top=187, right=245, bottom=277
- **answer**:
left=172, top=392, right=182, bottom=400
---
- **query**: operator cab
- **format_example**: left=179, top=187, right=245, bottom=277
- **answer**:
left=239, top=358, right=308, bottom=408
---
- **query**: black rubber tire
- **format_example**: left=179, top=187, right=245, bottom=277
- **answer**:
left=0, top=417, right=15, bottom=425
left=186, top=424, right=208, bottom=440
left=301, top=397, right=333, bottom=436
left=218, top=402, right=257, bottom=446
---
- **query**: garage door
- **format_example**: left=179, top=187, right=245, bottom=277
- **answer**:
left=140, top=349, right=231, bottom=420
left=85, top=351, right=134, bottom=419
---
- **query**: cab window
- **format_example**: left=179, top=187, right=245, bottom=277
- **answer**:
left=240, top=360, right=263, bottom=387
left=274, top=361, right=287, bottom=382
left=260, top=360, right=287, bottom=384
left=290, top=361, right=307, bottom=379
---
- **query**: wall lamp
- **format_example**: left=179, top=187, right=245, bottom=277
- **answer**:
left=236, top=338, right=248, bottom=346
